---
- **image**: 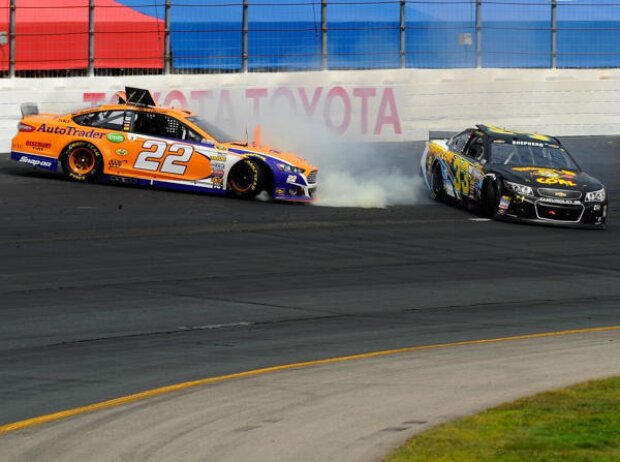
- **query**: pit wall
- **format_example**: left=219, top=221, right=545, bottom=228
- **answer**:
left=2, top=68, right=620, bottom=152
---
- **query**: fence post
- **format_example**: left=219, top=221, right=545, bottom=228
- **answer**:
left=242, top=0, right=248, bottom=72
left=321, top=0, right=327, bottom=70
left=476, top=0, right=482, bottom=68
left=400, top=0, right=406, bottom=68
left=165, top=0, right=171, bottom=74
left=551, top=0, right=557, bottom=68
left=9, top=0, right=15, bottom=77
left=88, top=0, right=94, bottom=76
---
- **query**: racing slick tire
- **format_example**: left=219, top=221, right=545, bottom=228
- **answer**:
left=61, top=141, right=103, bottom=182
left=483, top=178, right=501, bottom=218
left=430, top=163, right=445, bottom=202
left=227, top=159, right=264, bottom=199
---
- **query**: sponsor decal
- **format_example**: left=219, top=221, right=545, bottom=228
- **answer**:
left=536, top=178, right=577, bottom=187
left=498, top=195, right=511, bottom=215
left=14, top=154, right=56, bottom=170
left=107, top=133, right=125, bottom=143
left=115, top=149, right=128, bottom=156
left=36, top=124, right=105, bottom=139
left=108, top=159, right=127, bottom=169
left=123, top=113, right=132, bottom=131
left=512, top=166, right=576, bottom=179
left=110, top=176, right=138, bottom=184
left=513, top=167, right=577, bottom=186
left=512, top=140, right=544, bottom=147
left=275, top=187, right=285, bottom=195
left=25, top=140, right=52, bottom=150
left=539, top=197, right=580, bottom=205
left=209, top=154, right=227, bottom=162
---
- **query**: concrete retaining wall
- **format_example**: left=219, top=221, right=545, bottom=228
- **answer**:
left=2, top=69, right=620, bottom=152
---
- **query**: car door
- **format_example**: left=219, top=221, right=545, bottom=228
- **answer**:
left=458, top=132, right=487, bottom=202
left=122, top=111, right=213, bottom=183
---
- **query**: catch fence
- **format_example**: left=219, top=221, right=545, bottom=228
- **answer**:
left=0, top=1, right=619, bottom=77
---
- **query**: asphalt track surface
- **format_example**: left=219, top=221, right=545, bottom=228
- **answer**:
left=2, top=331, right=619, bottom=461
left=1, top=137, right=619, bottom=436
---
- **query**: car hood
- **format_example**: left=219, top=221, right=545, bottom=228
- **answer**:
left=491, top=165, right=603, bottom=191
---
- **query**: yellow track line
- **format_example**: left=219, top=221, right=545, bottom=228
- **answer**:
left=1, top=324, right=619, bottom=435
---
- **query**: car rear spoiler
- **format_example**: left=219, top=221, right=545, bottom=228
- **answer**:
left=429, top=130, right=457, bottom=141
left=21, top=103, right=39, bottom=117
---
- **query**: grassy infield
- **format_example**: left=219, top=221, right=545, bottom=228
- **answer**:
left=386, top=376, right=620, bottom=462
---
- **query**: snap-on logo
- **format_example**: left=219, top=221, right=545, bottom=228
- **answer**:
left=19, top=155, right=52, bottom=168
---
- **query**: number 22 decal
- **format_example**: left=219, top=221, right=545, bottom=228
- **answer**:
left=134, top=140, right=194, bottom=175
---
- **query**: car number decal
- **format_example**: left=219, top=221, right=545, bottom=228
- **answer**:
left=452, top=156, right=471, bottom=196
left=134, top=140, right=194, bottom=175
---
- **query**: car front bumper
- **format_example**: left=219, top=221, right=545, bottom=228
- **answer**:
left=496, top=194, right=607, bottom=228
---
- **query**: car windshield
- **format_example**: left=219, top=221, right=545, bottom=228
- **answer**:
left=490, top=142, right=580, bottom=170
left=187, top=116, right=235, bottom=143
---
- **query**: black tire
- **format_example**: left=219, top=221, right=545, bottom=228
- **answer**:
left=227, top=159, right=263, bottom=199
left=430, top=163, right=445, bottom=202
left=483, top=178, right=501, bottom=218
left=60, top=141, right=103, bottom=182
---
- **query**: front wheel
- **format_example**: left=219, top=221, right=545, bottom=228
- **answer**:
left=483, top=179, right=501, bottom=218
left=227, top=159, right=264, bottom=199
left=61, top=141, right=103, bottom=182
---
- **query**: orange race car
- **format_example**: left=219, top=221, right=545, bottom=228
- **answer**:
left=11, top=87, right=318, bottom=201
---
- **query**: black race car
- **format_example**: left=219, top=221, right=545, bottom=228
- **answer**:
left=421, top=125, right=608, bottom=228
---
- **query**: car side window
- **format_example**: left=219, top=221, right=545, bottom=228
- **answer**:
left=74, top=111, right=125, bottom=130
left=132, top=111, right=201, bottom=142
left=448, top=130, right=472, bottom=153
left=466, top=136, right=486, bottom=161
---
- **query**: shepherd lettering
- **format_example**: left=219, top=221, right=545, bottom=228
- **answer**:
left=36, top=124, right=105, bottom=139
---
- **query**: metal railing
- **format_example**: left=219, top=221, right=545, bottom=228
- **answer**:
left=1, top=1, right=620, bottom=77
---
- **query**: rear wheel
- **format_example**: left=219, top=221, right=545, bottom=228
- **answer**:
left=61, top=141, right=103, bottom=182
left=430, top=163, right=445, bottom=202
left=227, top=159, right=264, bottom=199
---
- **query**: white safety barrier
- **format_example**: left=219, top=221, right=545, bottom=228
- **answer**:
left=2, top=68, right=620, bottom=152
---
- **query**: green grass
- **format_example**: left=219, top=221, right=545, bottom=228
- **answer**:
left=386, top=376, right=620, bottom=462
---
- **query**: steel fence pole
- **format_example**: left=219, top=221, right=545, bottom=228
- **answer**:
left=400, top=0, right=406, bottom=68
left=9, top=0, right=15, bottom=77
left=165, top=0, right=171, bottom=74
left=321, top=0, right=327, bottom=70
left=551, top=0, right=557, bottom=68
left=242, top=0, right=248, bottom=72
left=476, top=0, right=482, bottom=68
left=88, top=0, right=94, bottom=76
